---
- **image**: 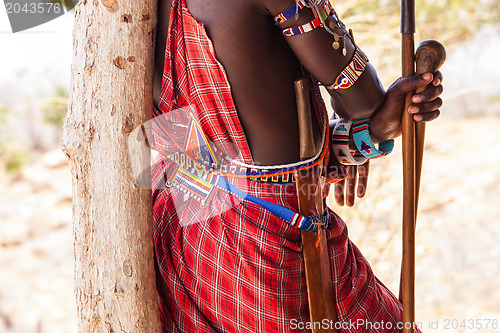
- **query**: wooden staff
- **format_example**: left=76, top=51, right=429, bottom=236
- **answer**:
left=401, top=0, right=446, bottom=328
left=400, top=6, right=417, bottom=329
left=294, top=79, right=338, bottom=333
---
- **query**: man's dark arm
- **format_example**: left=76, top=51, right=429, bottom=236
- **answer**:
left=259, top=0, right=385, bottom=120
left=259, top=0, right=443, bottom=142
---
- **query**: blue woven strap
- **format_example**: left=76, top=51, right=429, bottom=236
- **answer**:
left=216, top=177, right=329, bottom=232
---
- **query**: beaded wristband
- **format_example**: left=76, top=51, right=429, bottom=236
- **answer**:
left=331, top=119, right=368, bottom=165
left=352, top=119, right=394, bottom=159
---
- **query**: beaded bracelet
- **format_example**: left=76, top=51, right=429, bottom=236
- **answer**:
left=331, top=119, right=368, bottom=165
left=352, top=119, right=394, bottom=159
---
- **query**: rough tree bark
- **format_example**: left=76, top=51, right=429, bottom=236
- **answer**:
left=62, top=0, right=161, bottom=332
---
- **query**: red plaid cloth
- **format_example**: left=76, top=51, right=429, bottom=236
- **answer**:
left=153, top=0, right=411, bottom=332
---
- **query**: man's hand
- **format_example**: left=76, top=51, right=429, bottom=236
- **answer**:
left=334, top=161, right=369, bottom=207
left=332, top=71, right=443, bottom=206
left=369, top=71, right=444, bottom=142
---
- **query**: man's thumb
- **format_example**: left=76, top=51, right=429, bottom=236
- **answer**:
left=397, top=73, right=433, bottom=95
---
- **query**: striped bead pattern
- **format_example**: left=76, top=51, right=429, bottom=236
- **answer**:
left=326, top=48, right=368, bottom=90
left=352, top=119, right=395, bottom=159
left=331, top=119, right=368, bottom=165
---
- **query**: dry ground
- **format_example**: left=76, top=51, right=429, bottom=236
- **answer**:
left=0, top=116, right=499, bottom=332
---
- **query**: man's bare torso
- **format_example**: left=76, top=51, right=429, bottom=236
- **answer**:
left=153, top=0, right=317, bottom=165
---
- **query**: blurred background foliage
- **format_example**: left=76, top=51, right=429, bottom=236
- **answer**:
left=0, top=84, right=68, bottom=173
left=0, top=141, right=29, bottom=173
left=0, top=106, right=7, bottom=125
left=0, top=107, right=26, bottom=172
left=42, top=85, right=69, bottom=127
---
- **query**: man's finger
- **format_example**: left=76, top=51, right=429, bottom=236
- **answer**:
left=346, top=165, right=357, bottom=207
left=395, top=73, right=433, bottom=96
left=408, top=98, right=443, bottom=115
left=432, top=70, right=443, bottom=86
left=357, top=161, right=369, bottom=198
left=334, top=179, right=345, bottom=206
left=412, top=85, right=443, bottom=104
left=414, top=110, right=440, bottom=122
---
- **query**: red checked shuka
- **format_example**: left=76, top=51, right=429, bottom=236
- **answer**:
left=152, top=0, right=406, bottom=332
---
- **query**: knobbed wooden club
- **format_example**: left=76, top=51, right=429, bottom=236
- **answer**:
left=294, top=79, right=338, bottom=333
left=401, top=1, right=446, bottom=330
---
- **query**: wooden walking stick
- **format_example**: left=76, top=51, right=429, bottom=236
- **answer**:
left=400, top=4, right=417, bottom=328
left=294, top=79, right=338, bottom=333
left=400, top=0, right=446, bottom=329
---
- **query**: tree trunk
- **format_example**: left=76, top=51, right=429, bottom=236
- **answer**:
left=62, top=1, right=161, bottom=332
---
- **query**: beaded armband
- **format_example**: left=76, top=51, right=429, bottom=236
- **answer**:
left=331, top=119, right=368, bottom=165
left=275, top=0, right=352, bottom=55
left=352, top=119, right=394, bottom=159
left=325, top=48, right=368, bottom=90
left=274, top=0, right=307, bottom=24
left=275, top=1, right=368, bottom=91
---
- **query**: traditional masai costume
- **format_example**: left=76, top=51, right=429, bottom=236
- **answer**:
left=152, top=0, right=407, bottom=331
